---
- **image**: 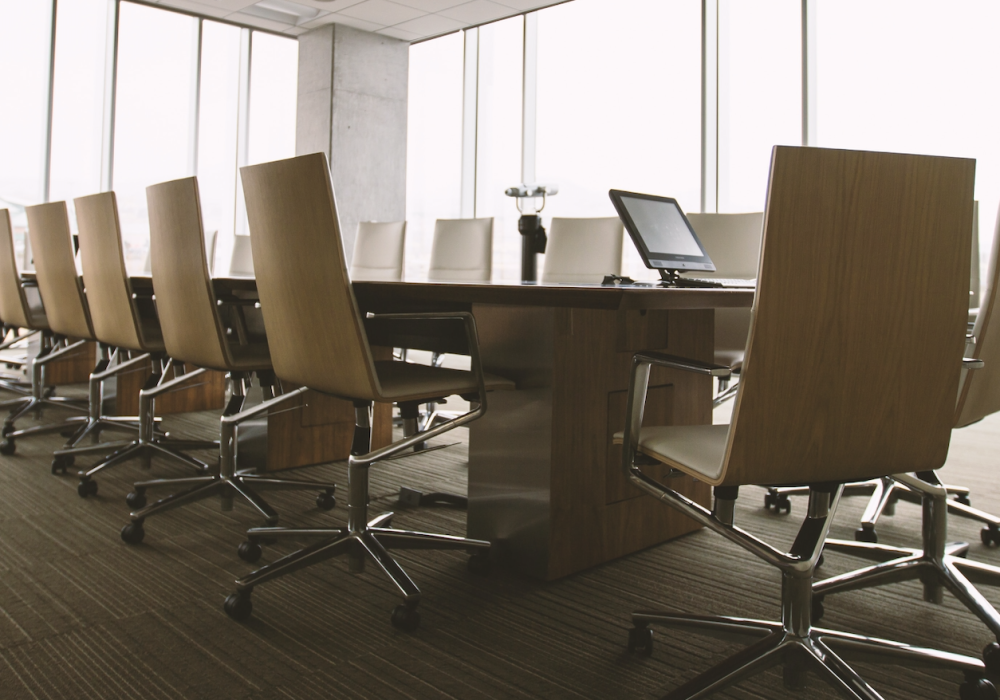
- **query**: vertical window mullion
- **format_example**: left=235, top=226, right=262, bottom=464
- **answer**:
left=521, top=12, right=538, bottom=187
left=701, top=0, right=719, bottom=213
left=43, top=0, right=59, bottom=202
left=460, top=27, right=478, bottom=219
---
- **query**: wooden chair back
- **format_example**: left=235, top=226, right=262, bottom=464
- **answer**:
left=541, top=217, right=623, bottom=285
left=25, top=202, right=94, bottom=340
left=229, top=235, right=254, bottom=276
left=720, top=146, right=975, bottom=487
left=73, top=192, right=144, bottom=352
left=956, top=202, right=1000, bottom=427
left=0, top=210, right=32, bottom=329
left=428, top=218, right=493, bottom=282
left=351, top=221, right=406, bottom=282
left=145, top=178, right=230, bottom=369
left=240, top=153, right=380, bottom=400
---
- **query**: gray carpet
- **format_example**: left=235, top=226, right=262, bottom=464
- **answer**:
left=0, top=391, right=999, bottom=699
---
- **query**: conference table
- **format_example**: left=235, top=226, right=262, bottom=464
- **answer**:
left=351, top=280, right=754, bottom=580
left=145, top=274, right=756, bottom=581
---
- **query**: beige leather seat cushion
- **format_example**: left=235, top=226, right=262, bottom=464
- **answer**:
left=374, top=360, right=514, bottom=403
left=613, top=424, right=728, bottom=482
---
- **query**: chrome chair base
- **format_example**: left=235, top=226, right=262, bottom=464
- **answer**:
left=816, top=473, right=1000, bottom=670
left=629, top=610, right=990, bottom=699
left=223, top=397, right=491, bottom=631
left=764, top=475, right=974, bottom=543
left=118, top=377, right=337, bottom=541
left=61, top=363, right=219, bottom=496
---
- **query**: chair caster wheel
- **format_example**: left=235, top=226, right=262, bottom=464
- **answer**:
left=1, top=423, right=13, bottom=438
left=125, top=489, right=146, bottom=509
left=224, top=591, right=253, bottom=621
left=957, top=494, right=972, bottom=506
left=120, top=521, right=145, bottom=545
left=982, top=526, right=1000, bottom=548
left=960, top=674, right=997, bottom=700
left=812, top=596, right=825, bottom=623
left=983, top=642, right=1000, bottom=675
left=391, top=604, right=421, bottom=632
left=316, top=491, right=336, bottom=510
left=763, top=491, right=791, bottom=514
left=77, top=479, right=98, bottom=498
left=238, top=540, right=262, bottom=563
left=854, top=526, right=878, bottom=543
left=467, top=552, right=491, bottom=575
left=627, top=625, right=653, bottom=656
left=51, top=455, right=73, bottom=474
left=0, top=439, right=15, bottom=456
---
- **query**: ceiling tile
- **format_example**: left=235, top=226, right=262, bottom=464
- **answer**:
left=325, top=12, right=386, bottom=31
left=390, top=13, right=462, bottom=36
left=493, top=0, right=557, bottom=9
left=225, top=10, right=295, bottom=30
left=181, top=0, right=258, bottom=11
left=377, top=26, right=421, bottom=40
left=439, top=0, right=512, bottom=24
left=389, top=0, right=468, bottom=11
left=155, top=0, right=232, bottom=19
left=339, top=0, right=425, bottom=25
left=286, top=0, right=367, bottom=11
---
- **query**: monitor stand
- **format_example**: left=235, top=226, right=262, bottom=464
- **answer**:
left=658, top=269, right=683, bottom=286
left=657, top=269, right=721, bottom=289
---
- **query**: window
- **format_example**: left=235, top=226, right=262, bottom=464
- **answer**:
left=717, top=0, right=800, bottom=213
left=815, top=0, right=1000, bottom=277
left=475, top=16, right=524, bottom=281
left=49, top=0, right=113, bottom=229
left=405, top=31, right=464, bottom=281
left=535, top=0, right=702, bottom=279
left=112, top=2, right=199, bottom=269
left=0, top=1, right=53, bottom=214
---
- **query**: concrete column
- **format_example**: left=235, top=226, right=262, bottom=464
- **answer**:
left=296, top=24, right=408, bottom=260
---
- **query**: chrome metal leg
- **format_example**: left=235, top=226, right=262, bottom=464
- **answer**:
left=130, top=480, right=226, bottom=520
left=358, top=532, right=421, bottom=605
left=821, top=539, right=920, bottom=564
left=805, top=641, right=884, bottom=700
left=370, top=527, right=490, bottom=552
left=227, top=479, right=278, bottom=524
left=236, top=531, right=352, bottom=591
left=659, top=631, right=786, bottom=700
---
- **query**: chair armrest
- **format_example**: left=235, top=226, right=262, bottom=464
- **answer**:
left=633, top=350, right=732, bottom=378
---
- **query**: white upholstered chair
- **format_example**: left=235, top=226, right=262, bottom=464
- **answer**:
left=540, top=216, right=623, bottom=285
left=350, top=221, right=406, bottom=282
left=427, top=218, right=493, bottom=282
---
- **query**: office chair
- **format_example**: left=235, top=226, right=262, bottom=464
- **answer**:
left=118, top=176, right=337, bottom=544
left=813, top=197, right=1000, bottom=675
left=762, top=203, right=984, bottom=528
left=143, top=228, right=216, bottom=275
left=684, top=212, right=762, bottom=403
left=619, top=146, right=994, bottom=698
left=229, top=234, right=253, bottom=277
left=351, top=221, right=406, bottom=282
left=48, top=192, right=218, bottom=495
left=540, top=216, right=623, bottom=285
left=0, top=209, right=89, bottom=453
left=427, top=217, right=493, bottom=282
left=224, top=152, right=513, bottom=631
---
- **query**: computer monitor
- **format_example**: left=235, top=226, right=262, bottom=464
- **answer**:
left=609, top=189, right=715, bottom=280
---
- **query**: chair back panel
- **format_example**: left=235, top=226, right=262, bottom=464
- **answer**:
left=145, top=178, right=229, bottom=369
left=685, top=212, right=763, bottom=279
left=0, top=210, right=31, bottom=329
left=230, top=235, right=254, bottom=276
left=428, top=218, right=493, bottom=282
left=25, top=202, right=94, bottom=340
left=956, top=202, right=1000, bottom=427
left=722, top=146, right=974, bottom=487
left=74, top=192, right=143, bottom=351
left=970, top=201, right=981, bottom=310
left=351, top=221, right=406, bottom=281
left=686, top=213, right=763, bottom=367
left=240, top=153, right=380, bottom=400
left=541, top=217, right=623, bottom=285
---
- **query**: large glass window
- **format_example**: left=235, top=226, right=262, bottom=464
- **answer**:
left=197, top=21, right=243, bottom=273
left=405, top=31, right=464, bottom=281
left=49, top=0, right=114, bottom=230
left=0, top=1, right=54, bottom=217
left=717, top=0, right=800, bottom=213
left=535, top=0, right=702, bottom=279
left=475, top=16, right=524, bottom=282
left=112, top=2, right=199, bottom=269
left=815, top=0, right=1000, bottom=278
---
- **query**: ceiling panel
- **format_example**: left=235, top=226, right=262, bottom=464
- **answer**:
left=148, top=0, right=569, bottom=42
